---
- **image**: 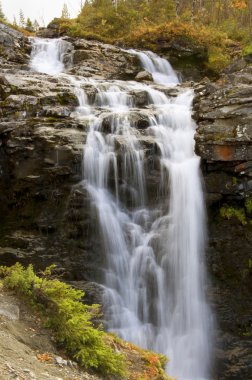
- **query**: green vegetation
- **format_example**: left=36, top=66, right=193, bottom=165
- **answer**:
left=0, top=263, right=172, bottom=380
left=220, top=205, right=247, bottom=225
left=206, top=46, right=231, bottom=72
left=0, top=2, right=39, bottom=33
left=0, top=1, right=6, bottom=22
left=242, top=42, right=252, bottom=55
left=61, top=3, right=70, bottom=20
left=48, top=0, right=252, bottom=73
left=0, top=263, right=125, bottom=376
left=19, top=9, right=26, bottom=29
left=245, top=197, right=252, bottom=215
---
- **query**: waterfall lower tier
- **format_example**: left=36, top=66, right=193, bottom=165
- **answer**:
left=30, top=38, right=213, bottom=380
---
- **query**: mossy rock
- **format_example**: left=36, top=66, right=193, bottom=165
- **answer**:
left=56, top=92, right=78, bottom=106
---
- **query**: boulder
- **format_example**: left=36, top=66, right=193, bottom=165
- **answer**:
left=135, top=70, right=153, bottom=82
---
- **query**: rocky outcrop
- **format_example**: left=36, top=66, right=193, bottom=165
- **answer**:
left=193, top=63, right=252, bottom=208
left=156, top=38, right=208, bottom=81
left=193, top=61, right=252, bottom=380
left=0, top=24, right=31, bottom=67
left=0, top=69, right=88, bottom=279
left=67, top=37, right=141, bottom=80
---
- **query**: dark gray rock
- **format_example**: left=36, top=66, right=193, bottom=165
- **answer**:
left=66, top=38, right=141, bottom=80
left=193, top=63, right=252, bottom=380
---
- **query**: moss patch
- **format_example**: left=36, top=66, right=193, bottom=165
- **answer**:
left=245, top=197, right=252, bottom=217
left=220, top=205, right=247, bottom=225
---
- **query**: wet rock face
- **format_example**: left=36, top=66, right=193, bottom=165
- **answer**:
left=193, top=67, right=252, bottom=204
left=159, top=40, right=208, bottom=81
left=0, top=23, right=31, bottom=66
left=66, top=37, right=141, bottom=80
left=193, top=64, right=252, bottom=380
left=0, top=26, right=86, bottom=279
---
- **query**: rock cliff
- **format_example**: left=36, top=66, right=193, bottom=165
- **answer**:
left=193, top=62, right=252, bottom=379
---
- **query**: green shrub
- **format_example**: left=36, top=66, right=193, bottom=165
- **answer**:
left=242, top=42, right=252, bottom=56
left=207, top=46, right=231, bottom=72
left=0, top=263, right=126, bottom=377
left=0, top=263, right=173, bottom=379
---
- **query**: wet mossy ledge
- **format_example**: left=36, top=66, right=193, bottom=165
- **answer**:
left=0, top=263, right=174, bottom=380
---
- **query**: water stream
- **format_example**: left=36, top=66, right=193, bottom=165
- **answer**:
left=30, top=38, right=213, bottom=380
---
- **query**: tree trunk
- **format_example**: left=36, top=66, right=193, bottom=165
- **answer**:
left=191, top=0, right=197, bottom=23
left=174, top=0, right=180, bottom=17
left=249, top=0, right=252, bottom=36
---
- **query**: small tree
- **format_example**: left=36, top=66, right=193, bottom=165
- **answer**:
left=33, top=19, right=40, bottom=32
left=0, top=1, right=6, bottom=21
left=13, top=16, right=18, bottom=27
left=175, top=0, right=180, bottom=17
left=61, top=3, right=70, bottom=19
left=26, top=17, right=33, bottom=31
left=191, top=0, right=197, bottom=23
left=19, top=9, right=25, bottom=28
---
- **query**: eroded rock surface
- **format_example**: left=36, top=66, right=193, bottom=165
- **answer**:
left=66, top=37, right=141, bottom=80
left=0, top=23, right=31, bottom=67
left=193, top=62, right=252, bottom=380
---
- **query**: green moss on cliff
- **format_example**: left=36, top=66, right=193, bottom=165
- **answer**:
left=220, top=205, right=247, bottom=225
left=245, top=197, right=252, bottom=216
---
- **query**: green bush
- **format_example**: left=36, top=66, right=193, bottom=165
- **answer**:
left=242, top=43, right=252, bottom=56
left=0, top=263, right=126, bottom=377
left=207, top=46, right=231, bottom=72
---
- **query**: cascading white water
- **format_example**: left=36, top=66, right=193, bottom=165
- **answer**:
left=129, top=49, right=180, bottom=86
left=30, top=38, right=70, bottom=75
left=30, top=40, right=212, bottom=380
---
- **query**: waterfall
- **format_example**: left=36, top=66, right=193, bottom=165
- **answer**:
left=30, top=39, right=213, bottom=380
left=29, top=37, right=71, bottom=75
left=128, top=49, right=180, bottom=86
